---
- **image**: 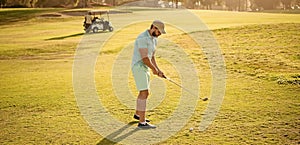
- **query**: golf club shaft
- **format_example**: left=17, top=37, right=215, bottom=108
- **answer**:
left=166, top=78, right=198, bottom=97
left=164, top=76, right=202, bottom=99
left=161, top=75, right=208, bottom=101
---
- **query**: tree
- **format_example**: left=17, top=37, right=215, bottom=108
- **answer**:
left=76, top=0, right=90, bottom=8
left=225, top=0, right=239, bottom=10
left=253, top=0, right=280, bottom=10
left=182, top=0, right=213, bottom=9
left=200, top=0, right=214, bottom=9
left=174, top=0, right=179, bottom=8
left=183, top=0, right=196, bottom=8
left=105, top=0, right=116, bottom=6
left=281, top=0, right=293, bottom=9
left=215, top=0, right=223, bottom=6
left=3, top=0, right=30, bottom=7
left=0, top=0, right=6, bottom=8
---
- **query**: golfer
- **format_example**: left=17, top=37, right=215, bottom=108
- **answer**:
left=131, top=20, right=166, bottom=128
left=84, top=12, right=92, bottom=33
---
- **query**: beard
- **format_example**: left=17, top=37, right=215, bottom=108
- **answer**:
left=152, top=32, right=159, bottom=37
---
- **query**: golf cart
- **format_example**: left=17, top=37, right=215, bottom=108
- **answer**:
left=83, top=10, right=114, bottom=33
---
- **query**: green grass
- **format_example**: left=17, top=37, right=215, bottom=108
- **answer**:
left=256, top=9, right=300, bottom=14
left=191, top=10, right=300, bottom=29
left=0, top=8, right=63, bottom=25
left=0, top=8, right=299, bottom=144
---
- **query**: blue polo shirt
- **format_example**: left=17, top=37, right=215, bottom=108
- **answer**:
left=131, top=30, right=157, bottom=68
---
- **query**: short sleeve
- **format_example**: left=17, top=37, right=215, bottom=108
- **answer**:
left=136, top=37, right=148, bottom=49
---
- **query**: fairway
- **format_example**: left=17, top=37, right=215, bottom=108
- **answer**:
left=0, top=8, right=299, bottom=144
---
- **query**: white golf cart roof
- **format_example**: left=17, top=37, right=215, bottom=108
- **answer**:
left=88, top=10, right=110, bottom=15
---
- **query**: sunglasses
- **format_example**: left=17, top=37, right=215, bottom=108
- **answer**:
left=153, top=27, right=161, bottom=34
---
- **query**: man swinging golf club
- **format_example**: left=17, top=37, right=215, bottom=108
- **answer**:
left=131, top=20, right=166, bottom=129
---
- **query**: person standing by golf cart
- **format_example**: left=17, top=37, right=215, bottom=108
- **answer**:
left=84, top=12, right=93, bottom=33
left=131, top=20, right=166, bottom=128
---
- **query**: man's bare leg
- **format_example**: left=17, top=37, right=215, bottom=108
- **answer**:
left=135, top=90, right=156, bottom=128
left=136, top=90, right=148, bottom=123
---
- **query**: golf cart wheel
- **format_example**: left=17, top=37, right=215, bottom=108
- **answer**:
left=93, top=27, right=98, bottom=33
left=109, top=27, right=114, bottom=32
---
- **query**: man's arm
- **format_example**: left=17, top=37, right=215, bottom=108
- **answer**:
left=151, top=51, right=164, bottom=77
left=139, top=48, right=159, bottom=75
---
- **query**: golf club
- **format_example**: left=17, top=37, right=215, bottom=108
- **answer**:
left=163, top=76, right=208, bottom=101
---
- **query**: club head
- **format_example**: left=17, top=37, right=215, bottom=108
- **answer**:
left=162, top=75, right=167, bottom=79
left=202, top=98, right=208, bottom=101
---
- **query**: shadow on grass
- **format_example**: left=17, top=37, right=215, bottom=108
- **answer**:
left=0, top=9, right=62, bottom=25
left=45, top=32, right=84, bottom=40
left=97, top=121, right=140, bottom=145
left=45, top=31, right=112, bottom=40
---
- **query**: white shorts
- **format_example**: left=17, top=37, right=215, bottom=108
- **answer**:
left=132, top=62, right=150, bottom=91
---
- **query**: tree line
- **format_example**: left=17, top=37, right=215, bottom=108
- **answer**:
left=185, top=0, right=300, bottom=10
left=1, top=0, right=300, bottom=10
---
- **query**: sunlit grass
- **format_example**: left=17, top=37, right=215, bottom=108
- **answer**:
left=0, top=8, right=299, bottom=144
left=191, top=10, right=300, bottom=30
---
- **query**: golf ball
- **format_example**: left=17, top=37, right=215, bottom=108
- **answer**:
left=189, top=128, right=193, bottom=132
